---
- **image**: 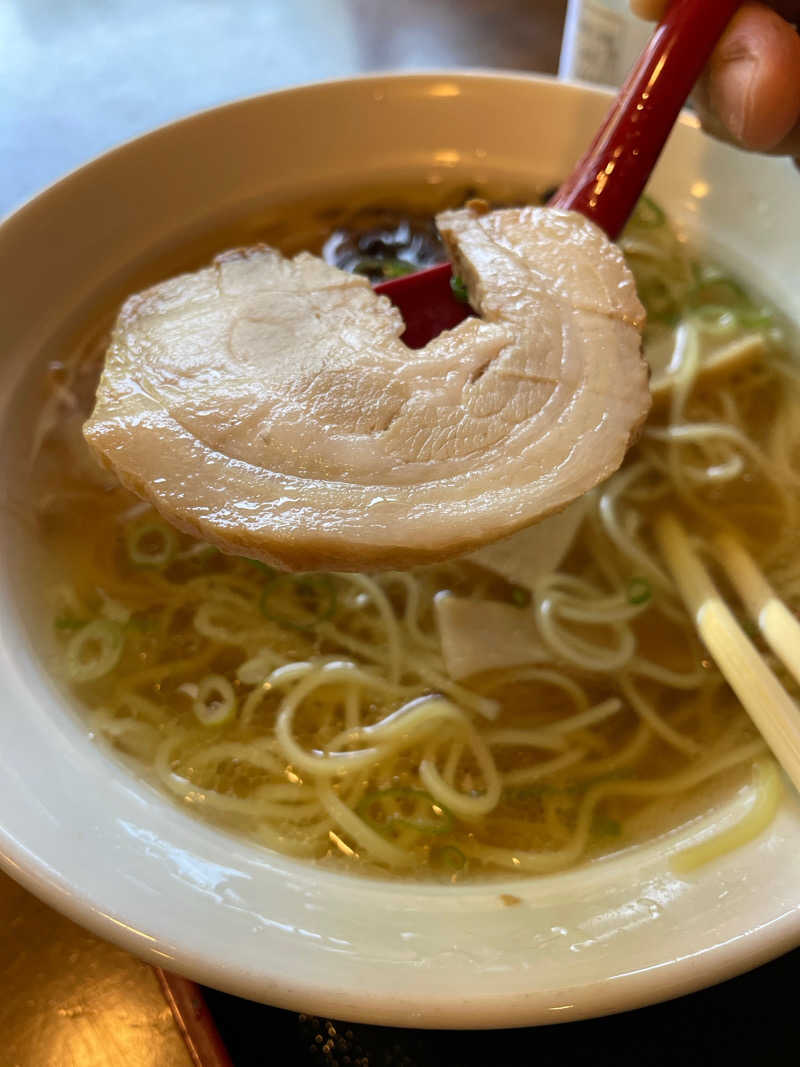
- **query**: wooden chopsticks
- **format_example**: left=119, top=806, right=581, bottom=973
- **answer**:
left=654, top=512, right=800, bottom=792
left=713, top=530, right=800, bottom=691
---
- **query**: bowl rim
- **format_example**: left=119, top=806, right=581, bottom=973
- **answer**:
left=2, top=68, right=800, bottom=1029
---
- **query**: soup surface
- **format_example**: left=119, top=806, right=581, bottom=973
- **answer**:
left=28, top=187, right=799, bottom=880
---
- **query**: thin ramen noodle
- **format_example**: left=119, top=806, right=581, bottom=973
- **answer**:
left=29, top=191, right=798, bottom=880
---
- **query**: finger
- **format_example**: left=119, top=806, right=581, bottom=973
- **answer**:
left=630, top=0, right=669, bottom=18
left=694, top=3, right=800, bottom=151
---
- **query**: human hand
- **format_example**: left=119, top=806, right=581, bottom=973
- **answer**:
left=631, top=2, right=800, bottom=157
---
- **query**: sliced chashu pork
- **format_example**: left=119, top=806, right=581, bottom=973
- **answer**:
left=83, top=205, right=650, bottom=571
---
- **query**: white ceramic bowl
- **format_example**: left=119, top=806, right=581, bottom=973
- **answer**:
left=1, top=72, right=799, bottom=1029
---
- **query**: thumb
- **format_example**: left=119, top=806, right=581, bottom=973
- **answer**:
left=630, top=1, right=669, bottom=17
left=694, top=3, right=800, bottom=151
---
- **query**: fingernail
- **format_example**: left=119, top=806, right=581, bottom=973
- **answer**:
left=713, top=53, right=759, bottom=145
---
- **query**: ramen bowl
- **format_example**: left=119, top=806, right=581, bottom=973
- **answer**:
left=0, top=72, right=799, bottom=1028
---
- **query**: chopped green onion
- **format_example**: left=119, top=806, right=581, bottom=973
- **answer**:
left=66, top=619, right=124, bottom=683
left=247, top=558, right=276, bottom=575
left=686, top=273, right=775, bottom=332
left=357, top=788, right=453, bottom=837
left=450, top=275, right=469, bottom=303
left=510, top=586, right=531, bottom=608
left=431, top=844, right=466, bottom=872
left=380, top=258, right=418, bottom=279
left=54, top=615, right=87, bottom=631
left=687, top=274, right=748, bottom=307
left=628, top=576, right=652, bottom=605
left=691, top=302, right=774, bottom=335
left=259, top=573, right=337, bottom=631
left=192, top=674, right=237, bottom=726
left=352, top=257, right=381, bottom=277
left=353, top=257, right=417, bottom=280
left=736, top=306, right=775, bottom=330
left=690, top=304, right=738, bottom=331
left=124, top=518, right=178, bottom=569
left=633, top=195, right=665, bottom=229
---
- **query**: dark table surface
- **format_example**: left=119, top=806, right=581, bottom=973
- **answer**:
left=3, top=1, right=798, bottom=1063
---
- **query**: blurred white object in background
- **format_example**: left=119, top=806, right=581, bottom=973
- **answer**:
left=559, top=0, right=652, bottom=85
